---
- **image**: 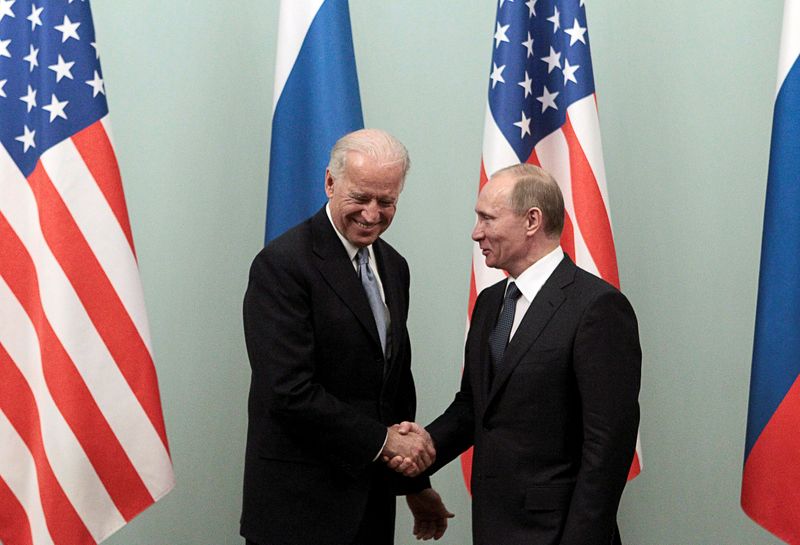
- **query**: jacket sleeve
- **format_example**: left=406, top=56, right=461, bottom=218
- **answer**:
left=560, top=290, right=641, bottom=545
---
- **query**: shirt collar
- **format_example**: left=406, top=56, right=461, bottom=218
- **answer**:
left=325, top=203, right=376, bottom=264
left=508, top=246, right=564, bottom=302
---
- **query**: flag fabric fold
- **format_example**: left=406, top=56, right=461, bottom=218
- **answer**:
left=742, top=1, right=800, bottom=542
left=0, top=1, right=174, bottom=544
left=461, top=0, right=642, bottom=491
left=265, top=0, right=364, bottom=243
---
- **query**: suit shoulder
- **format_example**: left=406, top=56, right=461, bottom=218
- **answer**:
left=570, top=267, right=637, bottom=317
left=572, top=266, right=622, bottom=296
left=375, top=237, right=409, bottom=273
left=253, top=219, right=313, bottom=262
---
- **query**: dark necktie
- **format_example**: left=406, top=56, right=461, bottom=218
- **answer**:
left=488, top=282, right=522, bottom=369
left=357, top=247, right=388, bottom=356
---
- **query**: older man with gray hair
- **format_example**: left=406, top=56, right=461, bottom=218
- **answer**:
left=241, top=129, right=451, bottom=545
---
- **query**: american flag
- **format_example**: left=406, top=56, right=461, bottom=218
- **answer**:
left=460, top=0, right=642, bottom=490
left=0, top=1, right=174, bottom=544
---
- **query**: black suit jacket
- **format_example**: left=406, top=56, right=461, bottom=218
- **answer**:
left=241, top=207, right=427, bottom=545
left=428, top=255, right=641, bottom=545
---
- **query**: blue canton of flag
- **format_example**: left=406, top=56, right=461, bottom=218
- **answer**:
left=489, top=0, right=595, bottom=162
left=0, top=0, right=107, bottom=177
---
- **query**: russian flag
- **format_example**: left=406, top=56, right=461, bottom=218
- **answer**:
left=265, top=0, right=364, bottom=243
left=742, top=1, right=800, bottom=542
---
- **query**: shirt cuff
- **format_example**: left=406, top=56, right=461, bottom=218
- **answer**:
left=372, top=430, right=389, bottom=462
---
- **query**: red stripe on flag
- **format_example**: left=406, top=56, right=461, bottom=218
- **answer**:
left=70, top=123, right=135, bottom=255
left=627, top=451, right=641, bottom=480
left=742, top=376, right=800, bottom=542
left=478, top=159, right=489, bottom=191
left=561, top=212, right=576, bottom=263
left=561, top=115, right=620, bottom=288
left=27, top=164, right=170, bottom=452
left=0, top=344, right=94, bottom=545
left=0, top=476, right=35, bottom=545
left=0, top=212, right=154, bottom=521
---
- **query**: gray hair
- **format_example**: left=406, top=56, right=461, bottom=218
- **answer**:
left=494, top=163, right=565, bottom=236
left=328, top=128, right=411, bottom=184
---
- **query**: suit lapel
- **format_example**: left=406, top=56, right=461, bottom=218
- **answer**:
left=310, top=209, right=382, bottom=351
left=486, top=256, right=575, bottom=408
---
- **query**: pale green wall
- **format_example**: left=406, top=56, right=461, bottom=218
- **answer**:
left=92, top=1, right=783, bottom=543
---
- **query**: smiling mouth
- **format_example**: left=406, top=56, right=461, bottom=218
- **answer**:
left=355, top=221, right=377, bottom=229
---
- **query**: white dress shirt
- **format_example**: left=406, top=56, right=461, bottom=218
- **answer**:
left=505, top=246, right=564, bottom=341
left=325, top=204, right=387, bottom=303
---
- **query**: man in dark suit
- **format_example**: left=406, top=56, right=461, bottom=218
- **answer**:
left=240, top=129, right=452, bottom=545
left=394, top=163, right=641, bottom=544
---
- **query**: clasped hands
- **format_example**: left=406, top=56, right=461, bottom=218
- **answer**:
left=381, top=421, right=434, bottom=477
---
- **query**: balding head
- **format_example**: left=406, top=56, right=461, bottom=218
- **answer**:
left=493, top=163, right=565, bottom=237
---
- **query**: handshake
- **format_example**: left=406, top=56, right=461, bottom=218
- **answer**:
left=381, top=421, right=434, bottom=477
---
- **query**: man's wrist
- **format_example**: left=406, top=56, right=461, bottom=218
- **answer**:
left=372, top=429, right=389, bottom=462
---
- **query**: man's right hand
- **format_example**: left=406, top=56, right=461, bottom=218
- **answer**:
left=382, top=422, right=435, bottom=476
left=381, top=422, right=435, bottom=477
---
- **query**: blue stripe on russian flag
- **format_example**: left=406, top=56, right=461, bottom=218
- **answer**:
left=745, top=53, right=800, bottom=459
left=265, top=0, right=364, bottom=243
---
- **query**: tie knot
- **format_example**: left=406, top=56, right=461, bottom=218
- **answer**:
left=357, top=247, right=370, bottom=266
left=505, top=282, right=521, bottom=301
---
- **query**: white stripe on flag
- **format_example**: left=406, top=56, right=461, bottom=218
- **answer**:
left=0, top=277, right=124, bottom=542
left=777, top=0, right=800, bottom=92
left=482, top=103, right=522, bottom=177
left=272, top=0, right=326, bottom=109
left=568, top=96, right=612, bottom=218
left=0, top=411, right=57, bottom=545
left=41, top=138, right=153, bottom=355
left=101, top=116, right=117, bottom=149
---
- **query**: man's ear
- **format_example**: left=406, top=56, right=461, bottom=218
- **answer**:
left=324, top=169, right=335, bottom=198
left=526, top=207, right=543, bottom=236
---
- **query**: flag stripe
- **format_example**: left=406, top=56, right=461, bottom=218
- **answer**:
left=562, top=114, right=619, bottom=288
left=29, top=158, right=167, bottom=450
left=0, top=217, right=151, bottom=524
left=70, top=120, right=135, bottom=254
left=41, top=133, right=154, bottom=362
left=742, top=375, right=800, bottom=542
left=0, top=345, right=95, bottom=545
left=0, top=147, right=173, bottom=506
left=272, top=0, right=326, bottom=109
left=0, top=275, right=117, bottom=544
left=777, top=0, right=800, bottom=93
left=0, top=475, right=36, bottom=545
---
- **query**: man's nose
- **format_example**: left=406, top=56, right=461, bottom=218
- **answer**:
left=362, top=201, right=380, bottom=223
left=471, top=223, right=483, bottom=241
